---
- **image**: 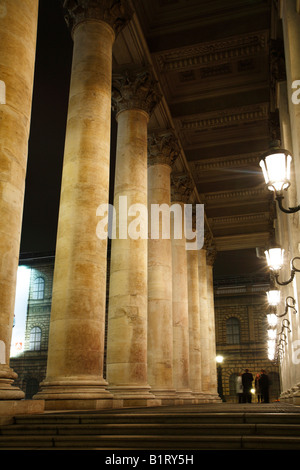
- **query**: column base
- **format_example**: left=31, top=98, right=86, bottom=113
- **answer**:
left=0, top=364, right=25, bottom=400
left=108, top=385, right=160, bottom=408
left=149, top=388, right=177, bottom=406
left=0, top=399, right=44, bottom=420
left=173, top=388, right=196, bottom=405
left=208, top=393, right=222, bottom=403
left=293, top=384, right=300, bottom=405
left=34, top=376, right=113, bottom=410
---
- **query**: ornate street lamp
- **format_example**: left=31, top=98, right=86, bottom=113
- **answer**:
left=259, top=143, right=300, bottom=214
left=266, top=287, right=281, bottom=307
left=264, top=246, right=300, bottom=285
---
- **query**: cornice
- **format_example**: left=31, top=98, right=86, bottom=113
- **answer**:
left=177, top=103, right=269, bottom=132
left=209, top=212, right=272, bottom=227
left=153, top=30, right=269, bottom=72
left=193, top=152, right=260, bottom=172
left=203, top=186, right=267, bottom=203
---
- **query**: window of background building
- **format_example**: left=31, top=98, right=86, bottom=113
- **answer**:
left=226, top=317, right=240, bottom=344
left=29, top=326, right=42, bottom=351
left=32, top=276, right=45, bottom=300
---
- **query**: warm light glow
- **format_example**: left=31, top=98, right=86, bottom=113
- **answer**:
left=216, top=355, right=224, bottom=364
left=10, top=266, right=31, bottom=358
left=259, top=151, right=292, bottom=192
left=267, top=328, right=277, bottom=339
left=268, top=350, right=275, bottom=361
left=264, top=247, right=284, bottom=272
left=267, top=339, right=276, bottom=354
left=266, top=289, right=281, bottom=306
left=267, top=313, right=278, bottom=327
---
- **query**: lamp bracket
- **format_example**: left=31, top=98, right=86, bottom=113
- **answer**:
left=276, top=195, right=300, bottom=214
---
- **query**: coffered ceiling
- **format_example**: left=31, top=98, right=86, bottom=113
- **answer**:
left=113, top=0, right=280, bottom=258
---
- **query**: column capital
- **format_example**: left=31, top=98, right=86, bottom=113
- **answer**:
left=148, top=130, right=180, bottom=167
left=112, top=66, right=161, bottom=117
left=63, top=0, right=133, bottom=37
left=171, top=173, right=193, bottom=203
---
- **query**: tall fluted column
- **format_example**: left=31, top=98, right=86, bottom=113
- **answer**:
left=206, top=246, right=219, bottom=401
left=147, top=131, right=179, bottom=404
left=171, top=175, right=194, bottom=403
left=0, top=0, right=39, bottom=400
left=198, top=248, right=211, bottom=397
left=35, top=1, right=132, bottom=410
left=281, top=0, right=300, bottom=405
left=187, top=246, right=203, bottom=401
left=107, top=68, right=161, bottom=407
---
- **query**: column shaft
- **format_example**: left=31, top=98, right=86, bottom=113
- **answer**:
left=107, top=68, right=161, bottom=406
left=35, top=9, right=125, bottom=408
left=170, top=175, right=194, bottom=401
left=281, top=0, right=300, bottom=404
left=198, top=249, right=211, bottom=395
left=0, top=0, right=39, bottom=399
left=147, top=133, right=178, bottom=403
left=206, top=258, right=219, bottom=399
left=187, top=250, right=202, bottom=398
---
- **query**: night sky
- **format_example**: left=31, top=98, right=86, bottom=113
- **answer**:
left=20, top=0, right=72, bottom=254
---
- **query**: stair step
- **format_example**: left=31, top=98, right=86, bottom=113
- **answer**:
left=1, top=433, right=300, bottom=450
left=13, top=412, right=300, bottom=425
left=1, top=422, right=300, bottom=436
left=2, top=405, right=300, bottom=450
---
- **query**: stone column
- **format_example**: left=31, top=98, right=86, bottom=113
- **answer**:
left=280, top=1, right=300, bottom=405
left=147, top=131, right=179, bottom=404
left=187, top=247, right=203, bottom=401
left=106, top=67, right=161, bottom=407
left=206, top=246, right=220, bottom=401
left=0, top=0, right=39, bottom=400
left=35, top=1, right=132, bottom=410
left=171, top=175, right=194, bottom=403
left=198, top=248, right=211, bottom=398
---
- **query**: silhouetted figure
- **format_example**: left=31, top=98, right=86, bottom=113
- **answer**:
left=255, top=373, right=262, bottom=403
left=259, top=370, right=270, bottom=403
left=242, top=369, right=253, bottom=403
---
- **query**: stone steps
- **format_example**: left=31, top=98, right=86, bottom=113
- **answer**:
left=1, top=407, right=300, bottom=450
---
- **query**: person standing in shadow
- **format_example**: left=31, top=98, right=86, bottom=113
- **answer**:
left=242, top=369, right=254, bottom=403
left=255, top=373, right=262, bottom=403
left=259, top=369, right=270, bottom=403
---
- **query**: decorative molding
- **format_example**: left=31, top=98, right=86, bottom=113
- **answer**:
left=206, top=246, right=217, bottom=266
left=63, top=0, right=133, bottom=36
left=193, top=153, right=260, bottom=172
left=170, top=173, right=193, bottom=203
left=203, top=187, right=267, bottom=203
left=178, top=103, right=269, bottom=132
left=154, top=30, right=269, bottom=72
left=209, top=212, right=271, bottom=227
left=147, top=130, right=180, bottom=167
left=112, top=66, right=161, bottom=116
